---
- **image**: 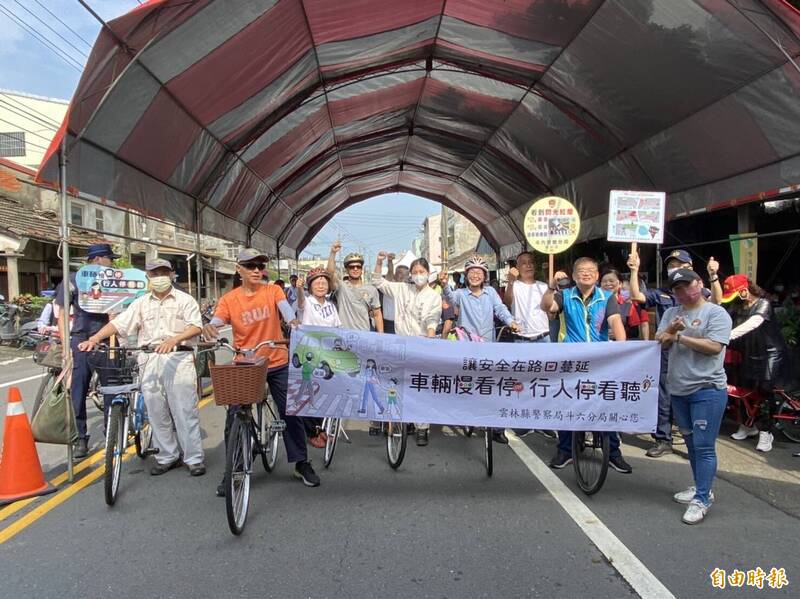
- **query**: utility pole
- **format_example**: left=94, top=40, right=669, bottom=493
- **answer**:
left=440, top=204, right=449, bottom=270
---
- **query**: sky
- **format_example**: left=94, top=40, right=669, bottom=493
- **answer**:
left=0, top=0, right=444, bottom=256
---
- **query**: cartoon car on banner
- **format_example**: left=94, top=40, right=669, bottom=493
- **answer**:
left=292, top=331, right=360, bottom=379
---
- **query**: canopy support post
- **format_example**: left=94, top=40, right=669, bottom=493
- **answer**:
left=194, top=200, right=202, bottom=302
left=59, top=138, right=74, bottom=483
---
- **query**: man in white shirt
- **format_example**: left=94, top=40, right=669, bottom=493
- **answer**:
left=78, top=259, right=205, bottom=476
left=504, top=251, right=551, bottom=343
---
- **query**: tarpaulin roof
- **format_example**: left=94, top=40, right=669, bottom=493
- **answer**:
left=38, top=0, right=800, bottom=259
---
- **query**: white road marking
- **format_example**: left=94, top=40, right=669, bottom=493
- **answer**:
left=0, top=373, right=47, bottom=390
left=0, top=355, right=33, bottom=366
left=508, top=434, right=675, bottom=599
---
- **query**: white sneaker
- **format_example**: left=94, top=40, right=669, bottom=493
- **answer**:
left=756, top=431, right=774, bottom=452
left=673, top=486, right=715, bottom=504
left=682, top=499, right=709, bottom=525
left=730, top=424, right=758, bottom=440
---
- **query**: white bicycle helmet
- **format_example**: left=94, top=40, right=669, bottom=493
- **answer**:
left=464, top=255, right=489, bottom=275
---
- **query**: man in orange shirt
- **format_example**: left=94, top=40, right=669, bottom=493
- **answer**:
left=203, top=249, right=319, bottom=491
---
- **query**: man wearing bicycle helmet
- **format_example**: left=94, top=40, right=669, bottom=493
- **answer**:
left=78, top=259, right=206, bottom=476
left=442, top=255, right=519, bottom=445
left=326, top=242, right=383, bottom=333
left=203, top=249, right=319, bottom=489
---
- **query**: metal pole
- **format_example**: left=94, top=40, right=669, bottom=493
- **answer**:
left=59, top=139, right=74, bottom=482
left=194, top=201, right=203, bottom=302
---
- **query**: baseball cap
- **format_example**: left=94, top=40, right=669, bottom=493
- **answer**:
left=721, top=274, right=749, bottom=303
left=664, top=249, right=692, bottom=266
left=667, top=268, right=701, bottom=289
left=237, top=248, right=268, bottom=263
left=145, top=258, right=174, bottom=271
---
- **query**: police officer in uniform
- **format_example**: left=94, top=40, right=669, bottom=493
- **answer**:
left=628, top=248, right=709, bottom=458
left=54, top=243, right=118, bottom=459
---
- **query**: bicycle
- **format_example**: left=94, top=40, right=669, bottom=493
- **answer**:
left=571, top=431, right=610, bottom=495
left=207, top=339, right=287, bottom=535
left=88, top=344, right=184, bottom=505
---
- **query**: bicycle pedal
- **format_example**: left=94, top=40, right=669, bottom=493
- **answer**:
left=144, top=448, right=160, bottom=456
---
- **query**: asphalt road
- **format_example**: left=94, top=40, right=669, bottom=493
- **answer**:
left=1, top=362, right=799, bottom=599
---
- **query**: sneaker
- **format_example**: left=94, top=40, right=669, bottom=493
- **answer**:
left=682, top=499, right=709, bottom=525
left=369, top=421, right=381, bottom=436
left=512, top=428, right=534, bottom=437
left=548, top=451, right=572, bottom=469
left=150, top=459, right=181, bottom=476
left=609, top=455, right=633, bottom=474
left=536, top=429, right=557, bottom=440
left=645, top=440, right=673, bottom=458
left=72, top=438, right=89, bottom=460
left=731, top=424, right=759, bottom=440
left=293, top=461, right=320, bottom=487
left=492, top=430, right=509, bottom=444
left=216, top=480, right=226, bottom=497
left=793, top=451, right=800, bottom=457
left=673, top=486, right=715, bottom=504
left=416, top=429, right=429, bottom=446
left=756, top=431, right=774, bottom=452
left=188, top=463, right=206, bottom=477
left=406, top=423, right=416, bottom=435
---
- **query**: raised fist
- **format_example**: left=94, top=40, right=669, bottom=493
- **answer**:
left=707, top=256, right=719, bottom=277
left=331, top=241, right=342, bottom=254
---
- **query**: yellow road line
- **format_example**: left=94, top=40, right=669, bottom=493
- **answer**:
left=0, top=445, right=136, bottom=545
left=0, top=394, right=217, bottom=535
left=0, top=448, right=106, bottom=523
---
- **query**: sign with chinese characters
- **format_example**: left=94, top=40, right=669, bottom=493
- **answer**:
left=76, top=265, right=148, bottom=314
left=607, top=190, right=666, bottom=244
left=523, top=196, right=581, bottom=255
left=286, top=325, right=660, bottom=432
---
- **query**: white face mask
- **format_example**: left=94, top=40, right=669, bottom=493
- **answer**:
left=412, top=273, right=428, bottom=286
left=666, top=268, right=679, bottom=278
left=149, top=276, right=172, bottom=293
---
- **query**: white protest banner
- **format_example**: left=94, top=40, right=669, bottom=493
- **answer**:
left=607, top=190, right=666, bottom=244
left=287, top=326, right=660, bottom=433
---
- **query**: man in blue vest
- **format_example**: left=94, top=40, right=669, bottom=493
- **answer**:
left=54, top=243, right=118, bottom=459
left=541, top=257, right=633, bottom=473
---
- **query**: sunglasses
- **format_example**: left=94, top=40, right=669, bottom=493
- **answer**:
left=240, top=262, right=267, bottom=271
left=346, top=263, right=363, bottom=270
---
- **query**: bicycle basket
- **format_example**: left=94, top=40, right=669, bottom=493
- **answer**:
left=87, top=349, right=138, bottom=385
left=209, top=359, right=268, bottom=406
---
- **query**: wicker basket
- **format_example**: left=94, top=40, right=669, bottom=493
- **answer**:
left=209, top=359, right=268, bottom=406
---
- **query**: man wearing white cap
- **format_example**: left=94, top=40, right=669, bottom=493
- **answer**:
left=79, top=258, right=206, bottom=476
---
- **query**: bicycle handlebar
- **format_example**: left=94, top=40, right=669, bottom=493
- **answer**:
left=91, top=343, right=195, bottom=354
left=197, top=337, right=288, bottom=355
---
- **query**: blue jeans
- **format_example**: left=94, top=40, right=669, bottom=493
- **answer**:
left=653, top=349, right=673, bottom=442
left=359, top=382, right=384, bottom=413
left=557, top=431, right=622, bottom=459
left=671, top=387, right=727, bottom=507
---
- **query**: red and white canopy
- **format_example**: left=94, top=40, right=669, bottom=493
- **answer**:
left=38, top=0, right=800, bottom=258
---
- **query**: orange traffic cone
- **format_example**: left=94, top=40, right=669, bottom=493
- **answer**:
left=0, top=387, right=56, bottom=505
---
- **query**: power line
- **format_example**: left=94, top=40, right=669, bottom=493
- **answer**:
left=12, top=0, right=90, bottom=60
left=0, top=99, right=60, bottom=133
left=0, top=118, right=55, bottom=145
left=31, top=0, right=94, bottom=49
left=0, top=4, right=84, bottom=72
left=0, top=94, right=63, bottom=128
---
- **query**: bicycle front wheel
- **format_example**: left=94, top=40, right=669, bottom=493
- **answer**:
left=323, top=417, right=340, bottom=469
left=484, top=428, right=493, bottom=477
left=572, top=431, right=609, bottom=495
left=776, top=401, right=800, bottom=443
left=386, top=421, right=407, bottom=469
left=104, top=404, right=126, bottom=506
left=225, top=415, right=251, bottom=535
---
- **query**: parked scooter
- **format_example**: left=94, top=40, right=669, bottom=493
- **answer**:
left=0, top=295, right=39, bottom=347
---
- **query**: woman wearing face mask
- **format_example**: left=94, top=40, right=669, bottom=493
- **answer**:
left=656, top=269, right=732, bottom=525
left=600, top=268, right=649, bottom=340
left=714, top=275, right=790, bottom=452
left=372, top=252, right=443, bottom=446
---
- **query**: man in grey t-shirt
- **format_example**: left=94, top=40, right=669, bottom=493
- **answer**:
left=326, top=242, right=384, bottom=333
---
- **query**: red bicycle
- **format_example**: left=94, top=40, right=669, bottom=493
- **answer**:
left=725, top=351, right=800, bottom=443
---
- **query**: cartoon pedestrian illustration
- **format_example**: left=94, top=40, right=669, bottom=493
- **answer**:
left=358, top=358, right=385, bottom=415
left=385, top=377, right=401, bottom=419
left=89, top=281, right=102, bottom=299
left=298, top=352, right=318, bottom=408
